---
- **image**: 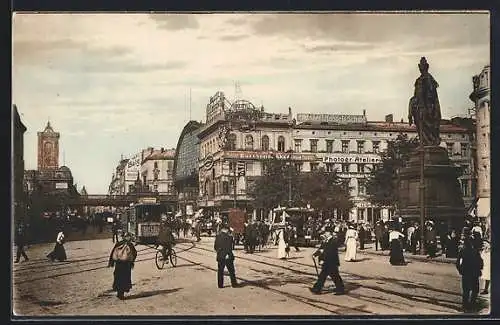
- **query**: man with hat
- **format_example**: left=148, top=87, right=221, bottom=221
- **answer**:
left=157, top=214, right=175, bottom=261
left=214, top=222, right=238, bottom=288
left=310, top=231, right=345, bottom=295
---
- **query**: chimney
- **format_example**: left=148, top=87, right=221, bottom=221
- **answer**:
left=400, top=118, right=404, bottom=123
left=161, top=147, right=164, bottom=153
left=385, top=114, right=393, bottom=123
left=363, top=109, right=366, bottom=117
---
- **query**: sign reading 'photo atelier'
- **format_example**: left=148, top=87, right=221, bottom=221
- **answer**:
left=322, top=154, right=381, bottom=163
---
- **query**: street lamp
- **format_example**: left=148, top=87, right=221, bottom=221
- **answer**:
left=286, top=150, right=293, bottom=207
left=418, top=119, right=426, bottom=255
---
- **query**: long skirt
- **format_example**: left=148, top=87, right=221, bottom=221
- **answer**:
left=389, top=239, right=405, bottom=265
left=47, top=243, right=67, bottom=262
left=481, top=251, right=490, bottom=281
left=113, top=261, right=133, bottom=293
left=277, top=237, right=287, bottom=259
left=344, top=238, right=357, bottom=261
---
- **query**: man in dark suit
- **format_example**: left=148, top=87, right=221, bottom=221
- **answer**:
left=15, top=222, right=29, bottom=263
left=310, top=231, right=345, bottom=295
left=214, top=223, right=238, bottom=288
left=456, top=232, right=483, bottom=312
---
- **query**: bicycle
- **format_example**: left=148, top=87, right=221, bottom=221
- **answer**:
left=155, top=246, right=177, bottom=269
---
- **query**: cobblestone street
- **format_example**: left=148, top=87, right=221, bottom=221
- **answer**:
left=12, top=236, right=490, bottom=316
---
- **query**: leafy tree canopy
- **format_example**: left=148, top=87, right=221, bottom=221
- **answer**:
left=365, top=133, right=419, bottom=207
left=250, top=159, right=353, bottom=213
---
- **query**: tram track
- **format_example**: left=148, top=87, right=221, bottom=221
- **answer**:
left=13, top=242, right=196, bottom=286
left=172, top=241, right=462, bottom=313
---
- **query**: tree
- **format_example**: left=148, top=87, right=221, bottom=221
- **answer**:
left=250, top=159, right=353, bottom=216
left=297, top=167, right=353, bottom=216
left=365, top=133, right=419, bottom=208
left=249, top=157, right=301, bottom=211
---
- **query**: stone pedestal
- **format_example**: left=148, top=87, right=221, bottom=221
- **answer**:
left=397, top=146, right=465, bottom=229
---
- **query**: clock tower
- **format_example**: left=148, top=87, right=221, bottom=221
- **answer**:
left=37, top=121, right=60, bottom=170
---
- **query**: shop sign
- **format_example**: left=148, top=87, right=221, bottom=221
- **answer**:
left=297, top=113, right=366, bottom=124
left=55, top=182, right=68, bottom=189
left=203, top=155, right=214, bottom=170
left=322, top=154, right=381, bottom=164
left=224, top=151, right=316, bottom=161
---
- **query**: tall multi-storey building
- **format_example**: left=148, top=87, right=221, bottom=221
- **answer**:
left=197, top=92, right=296, bottom=217
left=173, top=121, right=204, bottom=216
left=140, top=148, right=176, bottom=195
left=193, top=91, right=476, bottom=223
left=293, top=113, right=475, bottom=222
left=469, top=65, right=490, bottom=222
left=13, top=105, right=27, bottom=224
left=108, top=157, right=129, bottom=195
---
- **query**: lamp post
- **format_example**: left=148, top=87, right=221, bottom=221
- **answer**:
left=287, top=150, right=293, bottom=207
left=418, top=120, right=426, bottom=255
left=233, top=161, right=237, bottom=208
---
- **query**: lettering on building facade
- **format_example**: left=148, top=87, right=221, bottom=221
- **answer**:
left=296, top=113, right=367, bottom=125
left=322, top=154, right=381, bottom=164
left=223, top=151, right=317, bottom=161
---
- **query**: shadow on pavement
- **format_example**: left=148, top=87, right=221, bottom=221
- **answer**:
left=345, top=257, right=372, bottom=262
left=125, top=288, right=182, bottom=300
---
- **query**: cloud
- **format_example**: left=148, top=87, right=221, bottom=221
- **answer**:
left=219, top=34, right=249, bottom=42
left=248, top=13, right=489, bottom=47
left=303, top=42, right=377, bottom=53
left=149, top=14, right=199, bottom=30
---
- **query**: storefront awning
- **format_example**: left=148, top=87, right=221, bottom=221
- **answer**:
left=477, top=197, right=490, bottom=218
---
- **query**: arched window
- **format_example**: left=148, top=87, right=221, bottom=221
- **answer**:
left=245, top=135, right=254, bottom=150
left=262, top=135, right=270, bottom=151
left=278, top=136, right=286, bottom=152
left=227, top=133, right=237, bottom=150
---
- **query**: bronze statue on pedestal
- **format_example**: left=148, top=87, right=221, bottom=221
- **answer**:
left=408, top=57, right=442, bottom=146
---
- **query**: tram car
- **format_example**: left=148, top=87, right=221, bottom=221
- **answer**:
left=122, top=197, right=167, bottom=245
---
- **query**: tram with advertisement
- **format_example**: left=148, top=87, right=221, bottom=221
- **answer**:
left=122, top=197, right=167, bottom=245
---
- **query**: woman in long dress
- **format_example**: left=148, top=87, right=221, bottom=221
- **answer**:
left=47, top=229, right=67, bottom=262
left=277, top=227, right=287, bottom=259
left=344, top=225, right=358, bottom=262
left=480, top=240, right=490, bottom=294
left=389, top=229, right=406, bottom=265
left=108, top=232, right=137, bottom=300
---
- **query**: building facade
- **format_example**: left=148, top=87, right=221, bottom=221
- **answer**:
left=13, top=105, right=27, bottom=224
left=173, top=121, right=204, bottom=216
left=293, top=113, right=475, bottom=222
left=194, top=92, right=476, bottom=223
left=25, top=122, right=80, bottom=217
left=108, top=158, right=129, bottom=195
left=140, top=148, right=176, bottom=195
left=469, top=65, right=490, bottom=220
left=197, top=91, right=295, bottom=217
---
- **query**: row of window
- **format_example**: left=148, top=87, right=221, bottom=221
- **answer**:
left=445, top=142, right=470, bottom=157
left=204, top=134, right=471, bottom=157
left=226, top=134, right=287, bottom=151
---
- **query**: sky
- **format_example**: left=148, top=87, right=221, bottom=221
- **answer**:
left=12, top=12, right=489, bottom=194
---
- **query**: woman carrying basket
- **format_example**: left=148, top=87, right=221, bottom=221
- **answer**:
left=108, top=232, right=137, bottom=300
